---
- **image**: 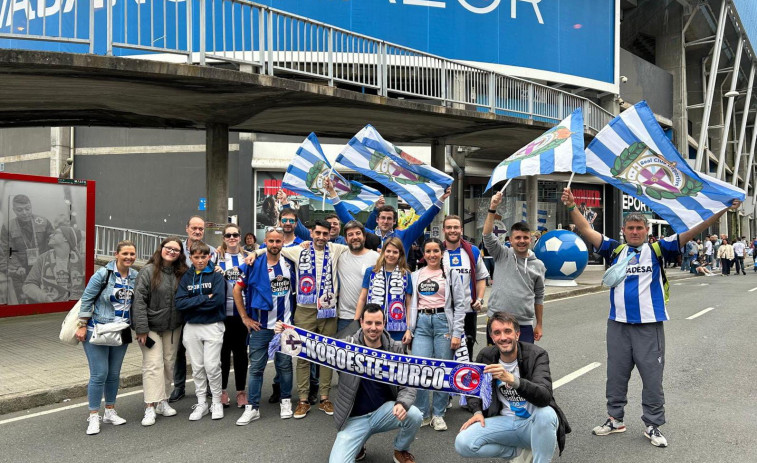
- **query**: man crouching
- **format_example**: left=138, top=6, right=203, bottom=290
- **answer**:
left=455, top=311, right=570, bottom=462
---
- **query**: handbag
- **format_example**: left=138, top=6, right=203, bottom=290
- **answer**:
left=90, top=321, right=131, bottom=346
left=59, top=269, right=114, bottom=346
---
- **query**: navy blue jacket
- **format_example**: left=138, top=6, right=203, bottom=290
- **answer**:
left=175, top=264, right=226, bottom=324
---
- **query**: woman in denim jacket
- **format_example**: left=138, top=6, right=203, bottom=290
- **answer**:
left=75, top=240, right=138, bottom=435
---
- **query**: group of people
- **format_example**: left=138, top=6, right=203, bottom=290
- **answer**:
left=73, top=180, right=741, bottom=462
left=681, top=234, right=756, bottom=276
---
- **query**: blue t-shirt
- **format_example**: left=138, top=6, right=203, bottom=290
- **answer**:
left=595, top=235, right=680, bottom=323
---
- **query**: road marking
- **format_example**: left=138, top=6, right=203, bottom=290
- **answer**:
left=749, top=287, right=757, bottom=292
left=553, top=362, right=602, bottom=389
left=686, top=307, right=715, bottom=320
left=476, top=290, right=610, bottom=319
left=0, top=363, right=271, bottom=425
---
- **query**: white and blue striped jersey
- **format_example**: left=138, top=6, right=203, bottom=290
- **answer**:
left=254, top=260, right=293, bottom=330
left=218, top=252, right=246, bottom=316
left=596, top=235, right=680, bottom=324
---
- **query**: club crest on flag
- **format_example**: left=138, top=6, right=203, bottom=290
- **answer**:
left=305, top=160, right=364, bottom=201
left=611, top=142, right=703, bottom=200
left=451, top=365, right=481, bottom=394
left=281, top=328, right=303, bottom=356
left=369, top=151, right=430, bottom=186
left=496, top=125, right=574, bottom=169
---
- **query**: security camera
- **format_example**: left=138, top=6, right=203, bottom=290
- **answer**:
left=620, top=76, right=628, bottom=83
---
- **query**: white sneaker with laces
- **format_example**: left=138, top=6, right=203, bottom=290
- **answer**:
left=189, top=402, right=209, bottom=421
left=421, top=417, right=432, bottom=427
left=280, top=399, right=293, bottom=419
left=103, top=408, right=126, bottom=425
left=431, top=416, right=448, bottom=431
left=592, top=417, right=626, bottom=436
left=156, top=400, right=177, bottom=417
left=86, top=414, right=101, bottom=435
left=141, top=406, right=157, bottom=426
left=645, top=425, right=668, bottom=447
left=211, top=403, right=224, bottom=420
left=236, top=405, right=260, bottom=425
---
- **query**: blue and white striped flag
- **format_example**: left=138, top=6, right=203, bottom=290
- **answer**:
left=336, top=125, right=453, bottom=214
left=586, top=101, right=745, bottom=234
left=283, top=133, right=381, bottom=213
left=486, top=107, right=586, bottom=191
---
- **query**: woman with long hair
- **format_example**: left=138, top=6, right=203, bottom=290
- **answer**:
left=75, top=240, right=138, bottom=435
left=132, top=236, right=189, bottom=427
left=407, top=238, right=466, bottom=431
left=218, top=223, right=249, bottom=408
left=355, top=237, right=413, bottom=343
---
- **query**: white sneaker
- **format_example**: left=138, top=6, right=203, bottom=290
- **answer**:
left=102, top=408, right=126, bottom=425
left=141, top=406, right=157, bottom=426
left=431, top=416, right=448, bottom=431
left=211, top=403, right=224, bottom=420
left=86, top=414, right=101, bottom=435
left=592, top=417, right=626, bottom=436
left=645, top=425, right=668, bottom=447
left=189, top=402, right=209, bottom=421
left=421, top=417, right=432, bottom=427
left=236, top=405, right=260, bottom=425
left=280, top=399, right=293, bottom=419
left=156, top=400, right=177, bottom=417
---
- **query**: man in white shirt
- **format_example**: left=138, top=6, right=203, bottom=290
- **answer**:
left=732, top=238, right=746, bottom=275
left=703, top=236, right=713, bottom=267
left=336, top=221, right=379, bottom=333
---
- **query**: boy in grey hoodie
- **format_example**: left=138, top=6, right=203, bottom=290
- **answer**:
left=482, top=191, right=546, bottom=344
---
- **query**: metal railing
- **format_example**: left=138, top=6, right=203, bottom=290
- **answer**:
left=0, top=0, right=614, bottom=132
left=94, top=225, right=179, bottom=262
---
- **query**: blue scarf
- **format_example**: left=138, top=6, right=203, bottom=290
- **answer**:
left=368, top=267, right=408, bottom=332
left=297, top=243, right=336, bottom=318
left=268, top=324, right=492, bottom=406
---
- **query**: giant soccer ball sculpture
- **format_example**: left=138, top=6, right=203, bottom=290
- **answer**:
left=533, top=230, right=589, bottom=287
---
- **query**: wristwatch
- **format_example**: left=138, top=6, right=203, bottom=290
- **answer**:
left=76, top=319, right=88, bottom=328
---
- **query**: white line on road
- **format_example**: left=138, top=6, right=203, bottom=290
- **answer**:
left=749, top=287, right=757, bottom=292
left=0, top=363, right=271, bottom=425
left=553, top=362, right=602, bottom=389
left=686, top=307, right=715, bottom=320
left=476, top=290, right=609, bottom=319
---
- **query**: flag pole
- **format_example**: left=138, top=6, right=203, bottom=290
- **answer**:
left=498, top=178, right=512, bottom=194
left=566, top=171, right=576, bottom=189
left=322, top=166, right=335, bottom=210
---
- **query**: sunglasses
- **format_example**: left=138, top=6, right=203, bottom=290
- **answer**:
left=224, top=233, right=240, bottom=238
left=280, top=218, right=296, bottom=224
left=266, top=226, right=284, bottom=233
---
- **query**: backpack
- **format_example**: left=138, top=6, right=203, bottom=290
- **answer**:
left=610, top=242, right=669, bottom=304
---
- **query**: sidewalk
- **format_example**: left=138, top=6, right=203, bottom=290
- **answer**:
left=0, top=265, right=695, bottom=416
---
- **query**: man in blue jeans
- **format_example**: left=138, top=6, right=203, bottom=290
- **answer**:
left=455, top=312, right=570, bottom=462
left=327, top=303, right=421, bottom=463
left=234, top=227, right=296, bottom=423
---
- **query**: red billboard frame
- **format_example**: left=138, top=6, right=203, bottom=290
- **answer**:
left=0, top=172, right=95, bottom=317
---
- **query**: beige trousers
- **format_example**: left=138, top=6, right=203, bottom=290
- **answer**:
left=139, top=326, right=182, bottom=404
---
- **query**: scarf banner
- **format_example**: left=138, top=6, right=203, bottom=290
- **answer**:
left=269, top=325, right=492, bottom=405
left=368, top=268, right=408, bottom=332
left=296, top=244, right=336, bottom=318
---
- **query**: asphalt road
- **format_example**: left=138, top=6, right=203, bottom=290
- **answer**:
left=3, top=272, right=757, bottom=463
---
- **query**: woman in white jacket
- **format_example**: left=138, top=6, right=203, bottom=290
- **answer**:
left=407, top=238, right=466, bottom=432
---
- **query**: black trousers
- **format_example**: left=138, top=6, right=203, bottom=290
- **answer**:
left=221, top=316, right=249, bottom=391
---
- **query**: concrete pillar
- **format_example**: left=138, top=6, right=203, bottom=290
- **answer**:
left=238, top=132, right=255, bottom=234
left=526, top=176, right=538, bottom=231
left=655, top=2, right=688, bottom=155
left=451, top=147, right=466, bottom=217
left=50, top=127, right=71, bottom=178
left=205, top=123, right=229, bottom=247
left=429, top=138, right=447, bottom=239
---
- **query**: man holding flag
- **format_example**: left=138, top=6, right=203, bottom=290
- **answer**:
left=562, top=187, right=740, bottom=448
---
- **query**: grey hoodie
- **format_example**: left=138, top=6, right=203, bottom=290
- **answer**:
left=483, top=233, right=546, bottom=325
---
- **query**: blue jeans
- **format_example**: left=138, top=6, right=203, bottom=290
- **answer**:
left=82, top=330, right=129, bottom=411
left=455, top=406, right=558, bottom=463
left=329, top=401, right=422, bottom=462
left=681, top=255, right=692, bottom=271
left=247, top=328, right=292, bottom=408
left=412, top=312, right=453, bottom=419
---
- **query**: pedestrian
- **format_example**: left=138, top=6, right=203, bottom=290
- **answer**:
left=718, top=239, right=734, bottom=276
left=175, top=241, right=226, bottom=421
left=132, top=236, right=188, bottom=426
left=169, top=216, right=220, bottom=404
left=713, top=235, right=722, bottom=269
left=407, top=238, right=466, bottom=432
left=76, top=240, right=138, bottom=435
left=234, top=227, right=296, bottom=424
left=732, top=237, right=746, bottom=275
left=562, top=187, right=739, bottom=448
left=243, top=233, right=258, bottom=252
left=704, top=235, right=713, bottom=267
left=335, top=220, right=379, bottom=333
left=355, top=237, right=413, bottom=343
left=682, top=238, right=697, bottom=272
left=483, top=192, right=546, bottom=344
left=455, top=312, right=570, bottom=462
left=319, top=304, right=422, bottom=463
left=217, top=224, right=249, bottom=408
left=442, top=215, right=488, bottom=355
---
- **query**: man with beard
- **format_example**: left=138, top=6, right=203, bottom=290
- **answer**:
left=336, top=220, right=378, bottom=334
left=276, top=190, right=346, bottom=244
left=455, top=311, right=569, bottom=462
left=442, top=215, right=489, bottom=353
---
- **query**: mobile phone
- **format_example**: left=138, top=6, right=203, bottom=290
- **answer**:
left=145, top=336, right=156, bottom=348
